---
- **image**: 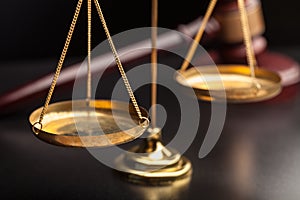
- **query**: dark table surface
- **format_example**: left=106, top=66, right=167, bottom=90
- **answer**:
left=1, top=47, right=300, bottom=200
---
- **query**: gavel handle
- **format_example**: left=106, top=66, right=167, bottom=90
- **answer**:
left=0, top=17, right=220, bottom=115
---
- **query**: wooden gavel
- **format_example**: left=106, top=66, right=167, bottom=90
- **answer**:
left=215, top=0, right=267, bottom=62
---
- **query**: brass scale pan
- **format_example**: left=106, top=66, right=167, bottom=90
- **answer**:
left=29, top=100, right=149, bottom=147
left=175, top=65, right=282, bottom=103
left=29, top=0, right=150, bottom=148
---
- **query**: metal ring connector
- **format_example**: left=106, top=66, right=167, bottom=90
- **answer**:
left=32, top=122, right=43, bottom=135
left=139, top=117, right=150, bottom=128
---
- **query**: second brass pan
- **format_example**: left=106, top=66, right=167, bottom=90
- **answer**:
left=29, top=100, right=149, bottom=147
left=175, top=65, right=282, bottom=103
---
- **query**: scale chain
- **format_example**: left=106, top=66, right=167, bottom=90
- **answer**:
left=93, top=0, right=146, bottom=122
left=180, top=0, right=218, bottom=72
left=237, top=0, right=258, bottom=79
left=87, top=0, right=92, bottom=101
left=37, top=0, right=83, bottom=126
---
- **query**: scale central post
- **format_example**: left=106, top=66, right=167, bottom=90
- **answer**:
left=114, top=0, right=192, bottom=185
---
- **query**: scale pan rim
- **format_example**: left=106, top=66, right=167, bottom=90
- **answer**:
left=29, top=99, right=149, bottom=148
left=175, top=64, right=282, bottom=103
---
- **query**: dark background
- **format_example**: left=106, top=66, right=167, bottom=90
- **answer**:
left=0, top=0, right=300, bottom=61
left=1, top=1, right=300, bottom=199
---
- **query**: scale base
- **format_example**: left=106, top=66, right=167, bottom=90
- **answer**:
left=115, top=128, right=192, bottom=185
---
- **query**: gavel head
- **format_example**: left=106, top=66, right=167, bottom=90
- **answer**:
left=213, top=0, right=267, bottom=63
left=214, top=0, right=265, bottom=44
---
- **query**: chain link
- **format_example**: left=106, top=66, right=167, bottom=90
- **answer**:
left=38, top=0, right=83, bottom=125
left=180, top=0, right=218, bottom=72
left=237, top=0, right=257, bottom=78
left=87, top=0, right=92, bottom=101
left=93, top=0, right=145, bottom=120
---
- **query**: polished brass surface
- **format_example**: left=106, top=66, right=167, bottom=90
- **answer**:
left=176, top=65, right=282, bottom=103
left=29, top=100, right=149, bottom=147
left=151, top=0, right=158, bottom=128
left=115, top=128, right=192, bottom=185
left=127, top=174, right=191, bottom=199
